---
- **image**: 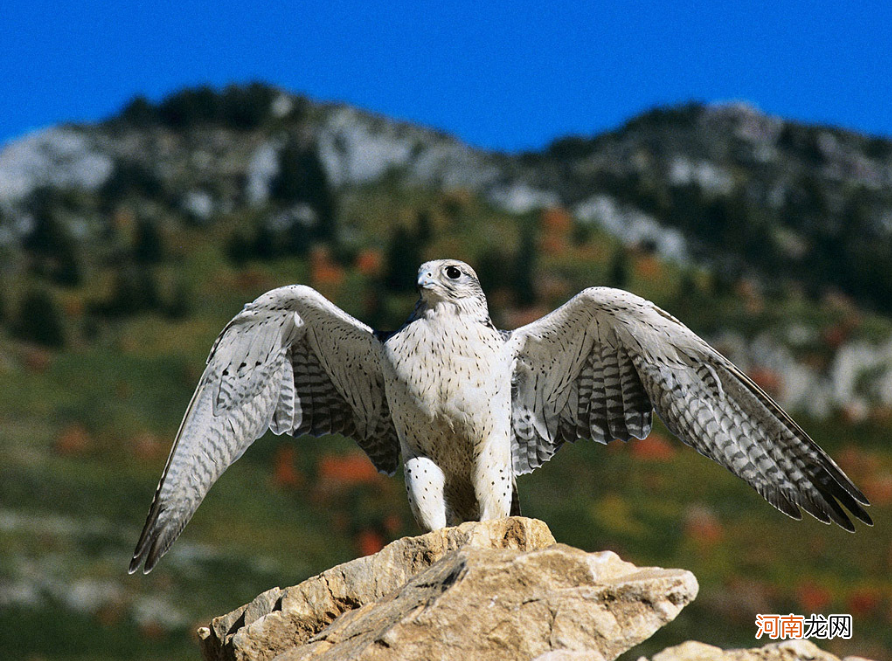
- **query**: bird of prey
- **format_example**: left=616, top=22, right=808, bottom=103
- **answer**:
left=129, top=259, right=871, bottom=573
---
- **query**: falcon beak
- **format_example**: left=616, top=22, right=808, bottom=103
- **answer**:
left=417, top=271, right=437, bottom=291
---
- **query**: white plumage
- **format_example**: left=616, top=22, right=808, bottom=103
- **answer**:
left=130, top=259, right=871, bottom=573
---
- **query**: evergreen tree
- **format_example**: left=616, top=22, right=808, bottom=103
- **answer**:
left=384, top=226, right=422, bottom=293
left=134, top=218, right=165, bottom=263
left=226, top=228, right=255, bottom=266
left=252, top=223, right=279, bottom=261
left=120, top=95, right=159, bottom=127
left=416, top=210, right=433, bottom=244
left=24, top=203, right=67, bottom=257
left=271, top=139, right=338, bottom=243
left=103, top=265, right=161, bottom=316
left=15, top=287, right=65, bottom=348
left=23, top=201, right=83, bottom=287
left=512, top=224, right=538, bottom=306
left=608, top=246, right=630, bottom=289
left=476, top=248, right=513, bottom=292
left=220, top=82, right=277, bottom=130
left=53, top=237, right=83, bottom=287
left=165, top=277, right=192, bottom=319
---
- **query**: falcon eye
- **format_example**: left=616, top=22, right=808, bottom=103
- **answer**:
left=445, top=266, right=462, bottom=280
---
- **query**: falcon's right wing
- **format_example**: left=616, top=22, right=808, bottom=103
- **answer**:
left=129, top=285, right=399, bottom=573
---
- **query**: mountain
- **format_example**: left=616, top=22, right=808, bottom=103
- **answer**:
left=3, top=86, right=892, bottom=312
left=3, top=84, right=892, bottom=418
left=521, top=102, right=892, bottom=310
left=1, top=84, right=890, bottom=661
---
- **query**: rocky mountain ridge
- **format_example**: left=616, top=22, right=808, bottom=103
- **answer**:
left=3, top=88, right=892, bottom=279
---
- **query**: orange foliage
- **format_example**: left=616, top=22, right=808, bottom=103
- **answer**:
left=797, top=581, right=833, bottom=612
left=383, top=514, right=402, bottom=535
left=355, top=249, right=383, bottom=276
left=539, top=207, right=572, bottom=255
left=55, top=423, right=92, bottom=457
left=748, top=367, right=783, bottom=398
left=310, top=246, right=344, bottom=286
left=847, top=587, right=882, bottom=617
left=684, top=505, right=724, bottom=546
left=318, top=452, right=382, bottom=487
left=139, top=621, right=166, bottom=640
left=821, top=324, right=850, bottom=350
left=356, top=529, right=385, bottom=556
left=113, top=208, right=135, bottom=234
left=540, top=207, right=572, bottom=235
left=863, top=471, right=892, bottom=506
left=605, top=439, right=626, bottom=454
left=131, top=432, right=166, bottom=461
left=504, top=306, right=551, bottom=329
left=62, top=295, right=84, bottom=318
left=539, top=235, right=568, bottom=256
left=630, top=433, right=675, bottom=461
left=234, top=268, right=275, bottom=293
left=634, top=254, right=662, bottom=281
left=96, top=603, right=125, bottom=627
left=837, top=445, right=881, bottom=481
left=734, top=278, right=764, bottom=313
left=273, top=444, right=302, bottom=488
left=23, top=347, right=52, bottom=373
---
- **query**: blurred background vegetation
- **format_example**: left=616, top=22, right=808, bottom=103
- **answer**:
left=0, top=84, right=890, bottom=660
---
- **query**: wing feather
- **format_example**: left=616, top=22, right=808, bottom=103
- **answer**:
left=507, top=287, right=871, bottom=531
left=129, top=285, right=399, bottom=574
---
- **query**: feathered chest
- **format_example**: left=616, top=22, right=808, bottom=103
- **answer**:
left=382, top=312, right=509, bottom=423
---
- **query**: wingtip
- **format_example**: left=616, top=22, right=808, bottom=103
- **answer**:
left=838, top=515, right=856, bottom=533
left=835, top=507, right=871, bottom=532
left=128, top=554, right=143, bottom=575
left=128, top=541, right=162, bottom=574
left=852, top=487, right=872, bottom=507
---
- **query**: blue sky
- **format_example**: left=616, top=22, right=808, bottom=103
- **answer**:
left=1, top=1, right=891, bottom=152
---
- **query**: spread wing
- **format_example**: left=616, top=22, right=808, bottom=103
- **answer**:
left=129, top=285, right=399, bottom=573
left=506, top=287, right=871, bottom=531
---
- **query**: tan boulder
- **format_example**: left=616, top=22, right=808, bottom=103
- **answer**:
left=198, top=517, right=697, bottom=661
left=641, top=639, right=875, bottom=661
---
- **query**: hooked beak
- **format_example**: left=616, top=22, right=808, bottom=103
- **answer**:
left=417, top=270, right=436, bottom=292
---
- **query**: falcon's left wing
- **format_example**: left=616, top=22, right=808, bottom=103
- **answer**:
left=506, top=287, right=871, bottom=531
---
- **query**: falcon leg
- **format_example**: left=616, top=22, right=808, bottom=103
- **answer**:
left=474, top=442, right=514, bottom=521
left=403, top=455, right=448, bottom=531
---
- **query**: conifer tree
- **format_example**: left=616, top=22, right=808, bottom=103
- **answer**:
left=134, top=218, right=165, bottom=263
left=271, top=139, right=338, bottom=244
left=512, top=223, right=538, bottom=306
left=608, top=246, right=630, bottom=289
left=15, top=287, right=65, bottom=348
left=384, top=226, right=422, bottom=293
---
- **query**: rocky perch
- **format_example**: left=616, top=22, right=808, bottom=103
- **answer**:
left=197, top=518, right=868, bottom=661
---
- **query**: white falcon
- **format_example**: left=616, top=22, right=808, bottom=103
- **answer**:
left=129, top=259, right=871, bottom=573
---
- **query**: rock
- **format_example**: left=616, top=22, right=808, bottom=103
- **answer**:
left=198, top=517, right=698, bottom=661
left=642, top=639, right=875, bottom=661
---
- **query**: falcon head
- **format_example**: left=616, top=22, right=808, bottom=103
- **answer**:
left=416, top=259, right=490, bottom=320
